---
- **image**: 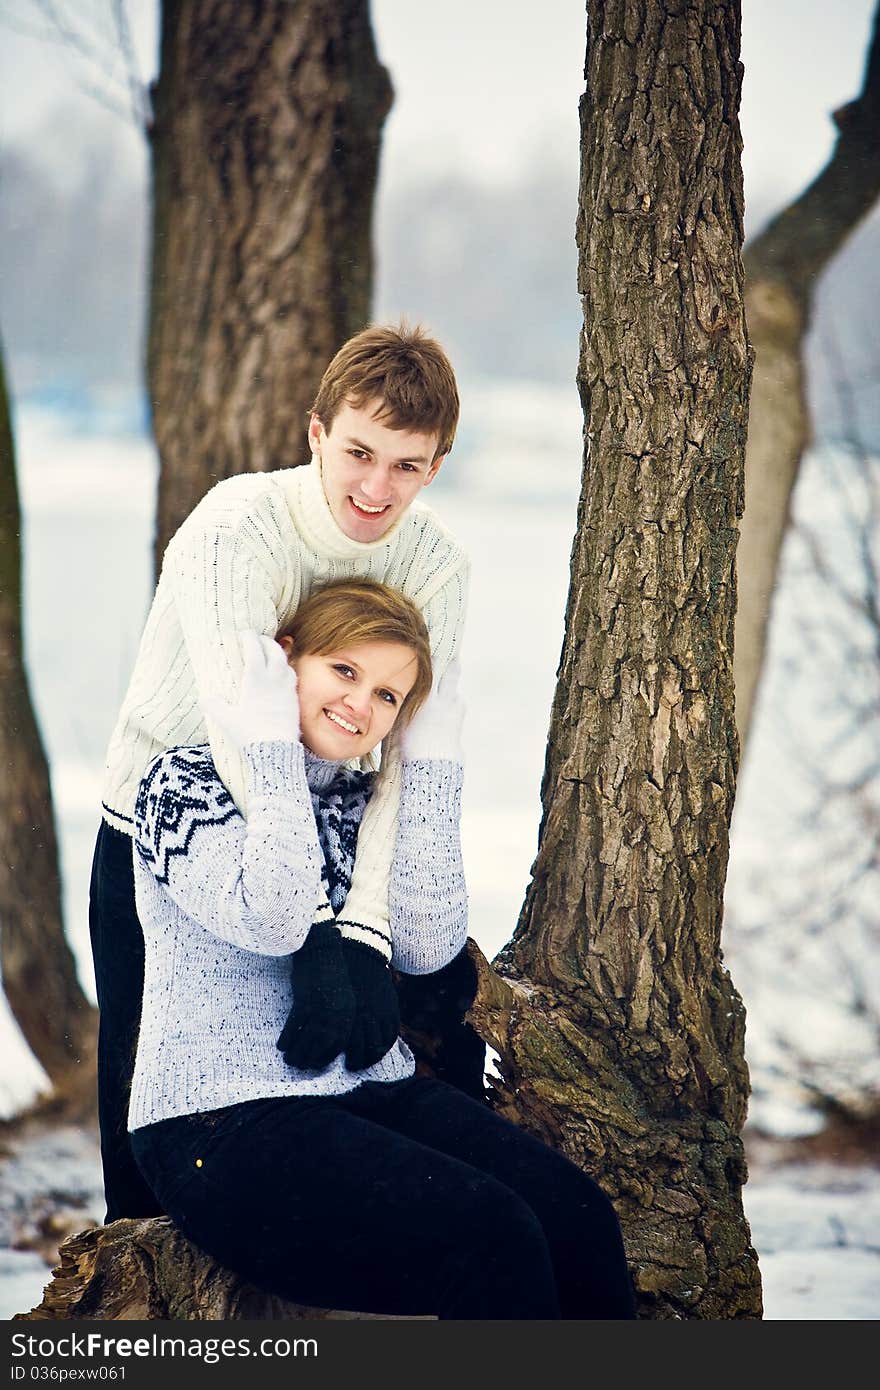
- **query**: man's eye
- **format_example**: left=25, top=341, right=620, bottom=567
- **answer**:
left=350, top=449, right=369, bottom=461
left=397, top=462, right=417, bottom=473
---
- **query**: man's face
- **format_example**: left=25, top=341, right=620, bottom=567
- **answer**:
left=310, top=398, right=444, bottom=542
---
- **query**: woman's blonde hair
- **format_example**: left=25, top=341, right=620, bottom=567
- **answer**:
left=277, top=579, right=432, bottom=723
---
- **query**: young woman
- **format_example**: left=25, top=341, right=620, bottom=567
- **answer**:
left=128, top=580, right=636, bottom=1320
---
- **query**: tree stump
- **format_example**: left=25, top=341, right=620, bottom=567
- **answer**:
left=15, top=1218, right=430, bottom=1321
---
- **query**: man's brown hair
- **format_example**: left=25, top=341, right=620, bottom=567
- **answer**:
left=310, top=322, right=459, bottom=460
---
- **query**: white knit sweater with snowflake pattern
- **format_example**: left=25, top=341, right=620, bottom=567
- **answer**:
left=128, top=742, right=467, bottom=1128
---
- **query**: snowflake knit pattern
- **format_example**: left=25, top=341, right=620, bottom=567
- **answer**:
left=128, top=741, right=467, bottom=1129
left=303, top=753, right=373, bottom=913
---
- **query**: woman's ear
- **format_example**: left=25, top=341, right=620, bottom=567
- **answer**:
left=277, top=635, right=295, bottom=663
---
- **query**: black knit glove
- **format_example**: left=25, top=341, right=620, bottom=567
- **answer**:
left=277, top=923, right=356, bottom=1070
left=341, top=939, right=401, bottom=1071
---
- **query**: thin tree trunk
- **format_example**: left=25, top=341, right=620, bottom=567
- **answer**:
left=494, top=0, right=761, bottom=1318
left=0, top=333, right=97, bottom=1085
left=148, top=0, right=392, bottom=572
left=735, top=1, right=880, bottom=745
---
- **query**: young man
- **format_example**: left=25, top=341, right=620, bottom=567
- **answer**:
left=90, top=323, right=469, bottom=1221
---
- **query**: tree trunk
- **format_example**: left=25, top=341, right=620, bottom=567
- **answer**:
left=734, top=1, right=880, bottom=745
left=15, top=1219, right=430, bottom=1321
left=0, top=333, right=97, bottom=1085
left=494, top=1, right=761, bottom=1318
left=148, top=0, right=392, bottom=572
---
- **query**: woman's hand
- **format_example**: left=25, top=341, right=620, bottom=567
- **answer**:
left=203, top=630, right=301, bottom=749
left=277, top=923, right=356, bottom=1070
left=341, top=940, right=401, bottom=1071
left=399, top=658, right=465, bottom=764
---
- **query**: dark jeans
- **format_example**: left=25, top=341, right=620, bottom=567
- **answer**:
left=88, top=819, right=164, bottom=1221
left=88, top=819, right=489, bottom=1222
left=132, top=1077, right=636, bottom=1320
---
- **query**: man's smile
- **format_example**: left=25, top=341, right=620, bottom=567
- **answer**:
left=349, top=497, right=391, bottom=516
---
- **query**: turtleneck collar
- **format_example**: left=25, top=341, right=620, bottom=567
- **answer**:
left=278, top=454, right=408, bottom=562
left=302, top=745, right=348, bottom=794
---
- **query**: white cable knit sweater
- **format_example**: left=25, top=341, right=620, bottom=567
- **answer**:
left=128, top=742, right=467, bottom=1129
left=101, top=456, right=468, bottom=953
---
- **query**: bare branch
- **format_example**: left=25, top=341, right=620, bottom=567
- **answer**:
left=789, top=518, right=872, bottom=621
left=2, top=0, right=149, bottom=134
left=745, top=0, right=880, bottom=299
left=31, top=0, right=120, bottom=76
left=0, top=12, right=61, bottom=42
left=110, top=0, right=152, bottom=130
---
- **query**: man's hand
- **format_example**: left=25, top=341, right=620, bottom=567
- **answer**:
left=341, top=939, right=401, bottom=1071
left=203, top=630, right=301, bottom=749
left=277, top=923, right=356, bottom=1070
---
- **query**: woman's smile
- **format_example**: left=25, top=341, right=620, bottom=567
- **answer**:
left=323, top=707, right=361, bottom=736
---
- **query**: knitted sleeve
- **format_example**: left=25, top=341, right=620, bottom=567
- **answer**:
left=165, top=485, right=300, bottom=816
left=389, top=760, right=468, bottom=974
left=336, top=557, right=469, bottom=958
left=133, top=742, right=332, bottom=955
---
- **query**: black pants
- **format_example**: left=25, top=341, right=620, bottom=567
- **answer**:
left=132, top=1077, right=636, bottom=1320
left=88, top=819, right=488, bottom=1222
left=88, top=819, right=164, bottom=1221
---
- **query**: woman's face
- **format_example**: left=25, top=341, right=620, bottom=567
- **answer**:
left=278, top=637, right=418, bottom=760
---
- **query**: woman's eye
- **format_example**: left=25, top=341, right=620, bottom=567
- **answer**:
left=332, top=664, right=355, bottom=678
left=378, top=690, right=397, bottom=706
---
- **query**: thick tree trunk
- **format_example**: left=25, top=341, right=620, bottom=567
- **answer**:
left=734, top=2, right=880, bottom=745
left=494, top=1, right=761, bottom=1318
left=15, top=1219, right=430, bottom=1321
left=148, top=0, right=392, bottom=572
left=0, top=334, right=97, bottom=1084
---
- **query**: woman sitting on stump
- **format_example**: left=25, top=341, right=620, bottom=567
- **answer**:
left=128, top=578, right=636, bottom=1320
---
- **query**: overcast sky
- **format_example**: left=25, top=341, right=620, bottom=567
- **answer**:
left=1, top=0, right=877, bottom=223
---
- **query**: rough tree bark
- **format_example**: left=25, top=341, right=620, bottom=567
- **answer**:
left=16, top=1219, right=429, bottom=1321
left=0, top=332, right=97, bottom=1084
left=148, top=0, right=392, bottom=572
left=734, top=0, right=880, bottom=745
left=492, top=0, right=761, bottom=1318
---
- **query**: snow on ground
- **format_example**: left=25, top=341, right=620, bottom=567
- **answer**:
left=743, top=1160, right=880, bottom=1319
left=0, top=1123, right=104, bottom=1321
